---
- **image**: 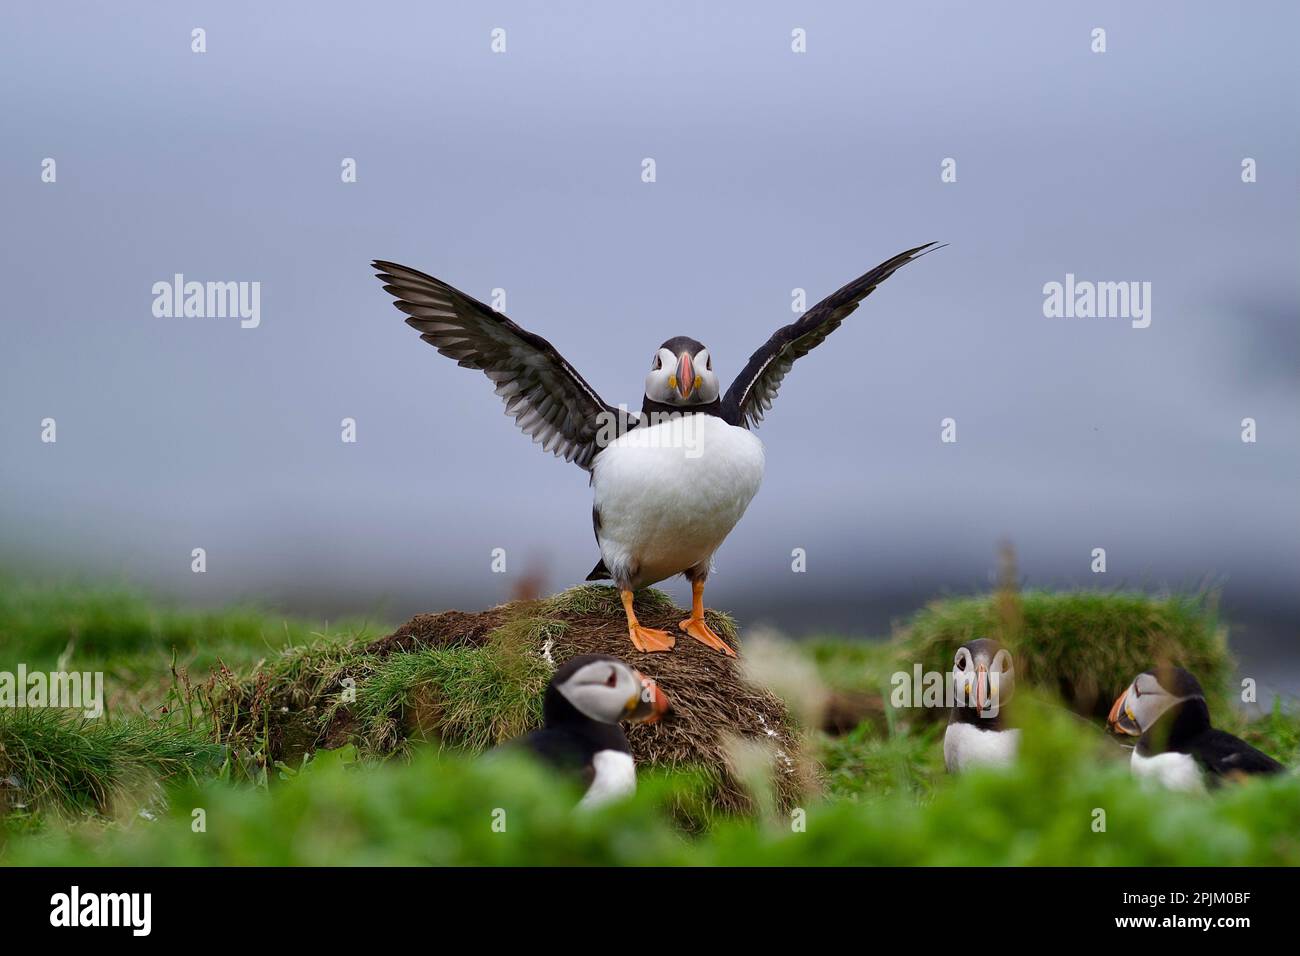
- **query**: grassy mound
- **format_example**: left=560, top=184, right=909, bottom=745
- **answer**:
left=0, top=710, right=221, bottom=822
left=795, top=589, right=1232, bottom=739
left=896, top=589, right=1231, bottom=719
left=207, top=585, right=804, bottom=815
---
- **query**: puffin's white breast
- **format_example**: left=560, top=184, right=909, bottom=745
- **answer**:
left=1131, top=750, right=1205, bottom=792
left=577, top=750, right=637, bottom=810
left=591, top=414, right=764, bottom=588
left=943, top=722, right=1020, bottom=773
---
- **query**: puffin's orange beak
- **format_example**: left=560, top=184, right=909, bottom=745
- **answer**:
left=1106, top=690, right=1125, bottom=728
left=1108, top=687, right=1141, bottom=736
left=675, top=352, right=695, bottom=399
left=631, top=671, right=671, bottom=725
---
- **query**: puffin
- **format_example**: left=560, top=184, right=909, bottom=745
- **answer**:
left=944, top=638, right=1019, bottom=772
left=373, top=242, right=939, bottom=656
left=1107, top=665, right=1284, bottom=790
left=505, top=654, right=669, bottom=809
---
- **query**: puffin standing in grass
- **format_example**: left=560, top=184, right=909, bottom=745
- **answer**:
left=506, top=654, right=669, bottom=809
left=944, top=638, right=1019, bottom=772
left=1107, top=666, right=1284, bottom=790
left=373, top=243, right=938, bottom=656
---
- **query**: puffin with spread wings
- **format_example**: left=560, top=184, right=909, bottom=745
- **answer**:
left=373, top=243, right=939, bottom=657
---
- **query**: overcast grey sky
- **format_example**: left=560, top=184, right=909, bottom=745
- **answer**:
left=2, top=4, right=1297, bottom=671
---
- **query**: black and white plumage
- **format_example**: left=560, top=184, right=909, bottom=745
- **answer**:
left=373, top=261, right=631, bottom=469
left=505, top=654, right=669, bottom=809
left=721, top=244, right=942, bottom=429
left=1107, top=666, right=1284, bottom=791
left=944, top=638, right=1019, bottom=773
left=373, top=244, right=939, bottom=656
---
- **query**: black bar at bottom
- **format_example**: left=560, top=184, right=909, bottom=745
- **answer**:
left=0, top=866, right=1282, bottom=939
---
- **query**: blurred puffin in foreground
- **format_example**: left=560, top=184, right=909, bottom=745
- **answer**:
left=944, top=638, right=1019, bottom=772
left=1108, top=666, right=1284, bottom=790
left=373, top=244, right=939, bottom=657
left=507, top=654, right=669, bottom=809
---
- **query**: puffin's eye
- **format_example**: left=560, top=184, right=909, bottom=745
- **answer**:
left=605, top=670, right=618, bottom=688
left=954, top=654, right=966, bottom=671
left=652, top=355, right=662, bottom=371
left=705, top=355, right=711, bottom=370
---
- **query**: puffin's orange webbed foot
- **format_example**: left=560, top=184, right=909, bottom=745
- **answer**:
left=678, top=616, right=736, bottom=657
left=629, top=624, right=676, bottom=653
left=620, top=588, right=676, bottom=653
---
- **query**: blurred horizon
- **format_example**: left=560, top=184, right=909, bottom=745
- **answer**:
left=2, top=3, right=1297, bottom=690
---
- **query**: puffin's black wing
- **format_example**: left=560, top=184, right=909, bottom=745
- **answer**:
left=721, top=243, right=941, bottom=429
left=373, top=261, right=633, bottom=469
left=1193, top=729, right=1285, bottom=778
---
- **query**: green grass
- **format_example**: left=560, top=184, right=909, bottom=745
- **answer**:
left=803, top=637, right=900, bottom=694
left=0, top=578, right=323, bottom=661
left=896, top=589, right=1232, bottom=718
left=0, top=578, right=1295, bottom=865
left=0, top=577, right=379, bottom=717
left=199, top=611, right=558, bottom=764
left=4, top=700, right=1299, bottom=866
left=1241, top=697, right=1300, bottom=767
left=349, top=637, right=551, bottom=755
left=817, top=719, right=945, bottom=802
left=0, top=709, right=222, bottom=822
